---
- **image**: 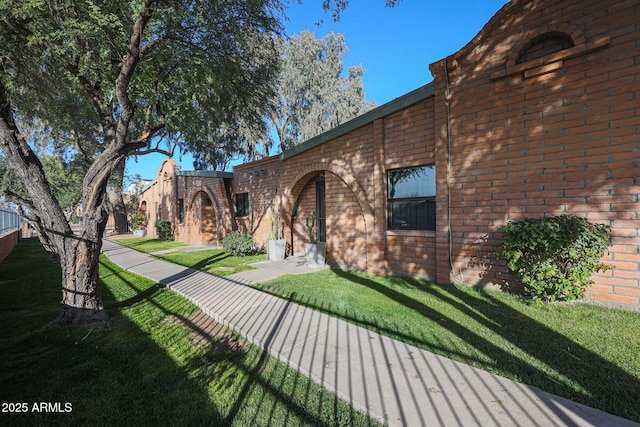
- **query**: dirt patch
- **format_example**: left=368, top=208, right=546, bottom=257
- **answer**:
left=161, top=311, right=248, bottom=353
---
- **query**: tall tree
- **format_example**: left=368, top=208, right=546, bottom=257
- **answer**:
left=0, top=0, right=283, bottom=327
left=269, top=31, right=377, bottom=154
left=0, top=0, right=397, bottom=328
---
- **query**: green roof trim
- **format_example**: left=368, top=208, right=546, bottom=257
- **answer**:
left=280, top=81, right=435, bottom=161
left=176, top=170, right=233, bottom=179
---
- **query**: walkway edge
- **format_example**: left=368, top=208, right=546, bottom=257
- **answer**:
left=102, top=239, right=640, bottom=427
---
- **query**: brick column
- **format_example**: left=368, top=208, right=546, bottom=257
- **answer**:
left=429, top=58, right=453, bottom=285
left=367, top=117, right=388, bottom=275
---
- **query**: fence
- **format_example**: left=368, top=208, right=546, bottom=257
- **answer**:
left=0, top=208, right=21, bottom=236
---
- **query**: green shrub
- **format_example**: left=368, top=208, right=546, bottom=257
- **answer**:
left=498, top=215, right=613, bottom=303
left=131, top=213, right=147, bottom=231
left=154, top=220, right=173, bottom=240
left=222, top=231, right=263, bottom=257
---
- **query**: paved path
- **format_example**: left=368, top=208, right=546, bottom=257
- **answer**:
left=102, top=239, right=638, bottom=427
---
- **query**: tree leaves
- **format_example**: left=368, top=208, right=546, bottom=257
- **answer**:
left=498, top=215, right=613, bottom=303
left=269, top=30, right=376, bottom=154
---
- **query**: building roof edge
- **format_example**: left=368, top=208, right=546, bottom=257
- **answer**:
left=280, top=81, right=435, bottom=161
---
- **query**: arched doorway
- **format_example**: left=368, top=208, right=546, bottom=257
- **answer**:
left=290, top=171, right=367, bottom=270
left=139, top=201, right=148, bottom=217
left=187, top=191, right=216, bottom=244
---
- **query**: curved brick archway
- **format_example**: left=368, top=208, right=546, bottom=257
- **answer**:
left=277, top=159, right=375, bottom=270
left=278, top=160, right=373, bottom=219
left=186, top=189, right=218, bottom=244
left=138, top=200, right=148, bottom=216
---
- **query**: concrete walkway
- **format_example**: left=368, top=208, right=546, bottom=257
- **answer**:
left=101, top=239, right=638, bottom=427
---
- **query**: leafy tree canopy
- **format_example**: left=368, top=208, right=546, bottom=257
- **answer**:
left=0, top=0, right=399, bottom=326
left=1, top=0, right=283, bottom=164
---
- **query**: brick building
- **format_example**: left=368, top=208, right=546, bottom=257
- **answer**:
left=139, top=0, right=640, bottom=308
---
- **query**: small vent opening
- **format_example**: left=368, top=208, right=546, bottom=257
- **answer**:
left=516, top=32, right=574, bottom=64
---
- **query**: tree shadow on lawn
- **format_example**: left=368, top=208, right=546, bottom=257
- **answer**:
left=100, top=261, right=374, bottom=427
left=113, top=237, right=172, bottom=250
left=156, top=250, right=231, bottom=272
left=331, top=269, right=640, bottom=422
left=1, top=240, right=374, bottom=427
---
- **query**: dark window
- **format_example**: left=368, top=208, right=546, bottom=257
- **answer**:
left=178, top=199, right=184, bottom=224
left=236, top=193, right=249, bottom=217
left=387, top=165, right=436, bottom=230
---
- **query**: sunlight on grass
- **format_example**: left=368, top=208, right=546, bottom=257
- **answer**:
left=112, top=237, right=188, bottom=253
left=0, top=240, right=379, bottom=426
left=254, top=268, right=640, bottom=422
left=155, top=249, right=266, bottom=276
left=112, top=238, right=266, bottom=276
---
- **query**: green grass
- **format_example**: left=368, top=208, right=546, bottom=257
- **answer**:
left=0, top=240, right=379, bottom=427
left=112, top=237, right=188, bottom=253
left=113, top=237, right=265, bottom=276
left=253, top=269, right=640, bottom=422
left=157, top=250, right=266, bottom=276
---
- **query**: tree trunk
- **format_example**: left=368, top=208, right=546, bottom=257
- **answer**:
left=0, top=7, right=154, bottom=329
left=1, top=83, right=111, bottom=329
left=54, top=233, right=109, bottom=328
left=108, top=160, right=128, bottom=234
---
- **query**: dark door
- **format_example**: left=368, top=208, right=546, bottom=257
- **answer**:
left=316, top=180, right=326, bottom=243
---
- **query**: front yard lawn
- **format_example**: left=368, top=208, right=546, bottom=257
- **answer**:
left=109, top=236, right=640, bottom=422
left=156, top=249, right=266, bottom=276
left=112, top=237, right=265, bottom=276
left=253, top=268, right=640, bottom=422
left=0, top=239, right=378, bottom=426
left=112, top=236, right=188, bottom=253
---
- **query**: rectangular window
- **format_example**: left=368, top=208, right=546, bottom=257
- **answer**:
left=178, top=199, right=184, bottom=224
left=236, top=193, right=249, bottom=217
left=387, top=165, right=436, bottom=230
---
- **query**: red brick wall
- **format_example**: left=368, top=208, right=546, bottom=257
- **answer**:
left=384, top=99, right=435, bottom=169
left=277, top=123, right=381, bottom=272
left=139, top=0, right=640, bottom=308
left=429, top=0, right=640, bottom=306
left=384, top=99, right=438, bottom=279
left=0, top=230, right=20, bottom=263
left=139, top=159, right=232, bottom=245
left=325, top=173, right=368, bottom=270
left=232, top=156, right=281, bottom=246
left=177, top=178, right=231, bottom=245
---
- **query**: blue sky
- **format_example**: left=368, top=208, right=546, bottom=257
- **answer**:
left=127, top=0, right=507, bottom=183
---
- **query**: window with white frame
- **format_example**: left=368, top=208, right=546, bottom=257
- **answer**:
left=387, top=165, right=436, bottom=230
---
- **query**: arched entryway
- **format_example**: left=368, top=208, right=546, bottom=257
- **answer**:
left=288, top=170, right=368, bottom=271
left=187, top=191, right=216, bottom=244
left=139, top=201, right=148, bottom=217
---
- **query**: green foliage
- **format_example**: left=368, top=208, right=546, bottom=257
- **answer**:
left=498, top=215, right=613, bottom=303
left=0, top=155, right=83, bottom=210
left=268, top=31, right=377, bottom=153
left=154, top=220, right=172, bottom=240
left=305, top=210, right=316, bottom=243
left=130, top=213, right=147, bottom=231
left=222, top=231, right=263, bottom=257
